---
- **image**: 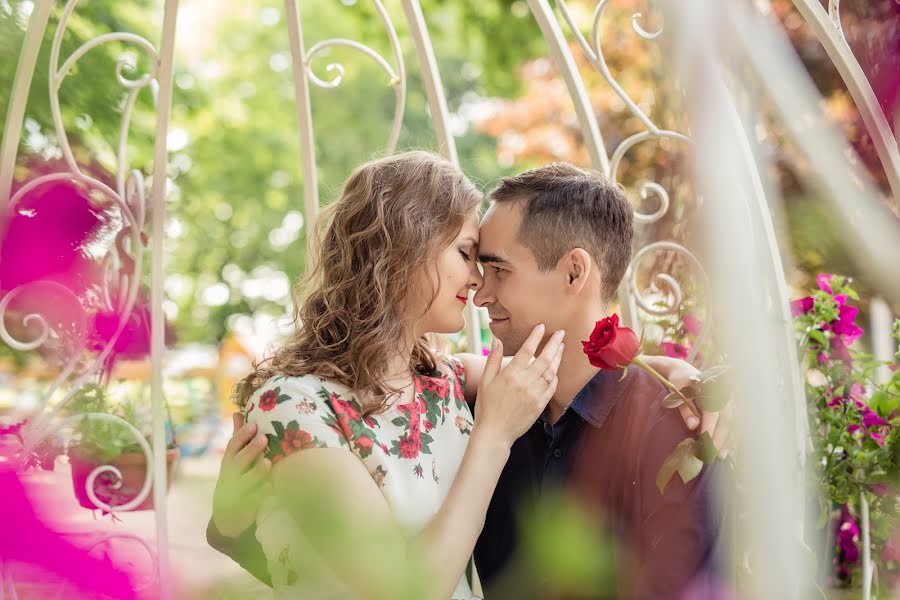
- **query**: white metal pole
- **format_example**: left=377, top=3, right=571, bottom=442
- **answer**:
left=149, top=1, right=180, bottom=597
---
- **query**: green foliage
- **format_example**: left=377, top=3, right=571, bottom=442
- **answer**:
left=65, top=383, right=151, bottom=462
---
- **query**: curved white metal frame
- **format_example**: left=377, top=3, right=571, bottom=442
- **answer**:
left=4, top=1, right=899, bottom=598
left=1, top=0, right=178, bottom=597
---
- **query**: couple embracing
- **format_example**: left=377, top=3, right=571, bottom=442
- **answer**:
left=207, top=151, right=722, bottom=599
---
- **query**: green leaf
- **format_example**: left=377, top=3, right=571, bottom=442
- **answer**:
left=690, top=364, right=729, bottom=385
left=661, top=392, right=684, bottom=409
left=677, top=452, right=704, bottom=485
left=391, top=417, right=406, bottom=427
left=272, top=421, right=285, bottom=437
left=656, top=438, right=695, bottom=494
left=693, top=432, right=718, bottom=464
left=808, top=330, right=828, bottom=347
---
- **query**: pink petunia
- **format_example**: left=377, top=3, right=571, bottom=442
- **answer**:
left=790, top=296, right=814, bottom=317
left=817, top=273, right=834, bottom=294
left=683, top=314, right=703, bottom=337
left=661, top=341, right=690, bottom=360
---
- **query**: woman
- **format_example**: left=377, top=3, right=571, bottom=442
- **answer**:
left=237, top=151, right=564, bottom=599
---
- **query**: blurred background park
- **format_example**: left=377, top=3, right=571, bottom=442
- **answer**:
left=1, top=0, right=899, bottom=598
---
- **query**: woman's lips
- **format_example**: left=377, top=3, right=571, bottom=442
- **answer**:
left=456, top=295, right=467, bottom=304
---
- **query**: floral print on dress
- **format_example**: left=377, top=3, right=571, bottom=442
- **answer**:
left=247, top=354, right=480, bottom=600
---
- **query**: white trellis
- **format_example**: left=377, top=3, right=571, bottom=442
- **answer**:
left=2, top=1, right=898, bottom=598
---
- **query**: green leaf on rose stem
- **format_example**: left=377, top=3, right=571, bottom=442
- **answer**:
left=698, top=391, right=730, bottom=412
left=690, top=364, right=729, bottom=385
left=694, top=431, right=718, bottom=464
left=656, top=438, right=695, bottom=494
left=677, top=452, right=704, bottom=485
left=661, top=391, right=685, bottom=409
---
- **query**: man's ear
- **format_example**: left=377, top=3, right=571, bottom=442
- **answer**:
left=563, top=248, right=592, bottom=295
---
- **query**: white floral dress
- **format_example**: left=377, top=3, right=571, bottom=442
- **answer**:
left=246, top=355, right=482, bottom=599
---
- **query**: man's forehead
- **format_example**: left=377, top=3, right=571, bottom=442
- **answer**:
left=478, top=202, right=526, bottom=262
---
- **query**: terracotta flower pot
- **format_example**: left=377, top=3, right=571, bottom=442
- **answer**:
left=68, top=447, right=180, bottom=511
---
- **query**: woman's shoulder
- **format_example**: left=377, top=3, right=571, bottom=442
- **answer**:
left=245, top=374, right=355, bottom=459
left=432, top=352, right=465, bottom=385
left=245, top=373, right=352, bottom=422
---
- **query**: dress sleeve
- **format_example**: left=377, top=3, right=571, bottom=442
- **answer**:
left=246, top=376, right=350, bottom=464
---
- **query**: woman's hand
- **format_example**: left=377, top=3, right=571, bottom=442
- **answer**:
left=474, top=324, right=565, bottom=448
left=211, top=413, right=272, bottom=539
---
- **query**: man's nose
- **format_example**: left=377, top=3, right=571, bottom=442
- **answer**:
left=473, top=280, right=493, bottom=308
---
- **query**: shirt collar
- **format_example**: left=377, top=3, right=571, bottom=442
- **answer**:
left=567, top=368, right=625, bottom=429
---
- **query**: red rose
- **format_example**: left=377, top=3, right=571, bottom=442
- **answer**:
left=281, top=429, right=317, bottom=455
left=398, top=434, right=421, bottom=459
left=581, top=314, right=640, bottom=370
left=424, top=420, right=434, bottom=432
left=259, top=389, right=279, bottom=412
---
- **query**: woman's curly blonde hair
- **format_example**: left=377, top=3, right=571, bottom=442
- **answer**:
left=234, top=151, right=482, bottom=414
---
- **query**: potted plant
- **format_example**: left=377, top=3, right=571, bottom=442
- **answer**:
left=63, top=383, right=179, bottom=512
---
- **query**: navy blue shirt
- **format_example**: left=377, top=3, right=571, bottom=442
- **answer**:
left=474, top=366, right=720, bottom=599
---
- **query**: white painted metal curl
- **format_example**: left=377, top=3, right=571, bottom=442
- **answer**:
left=50, top=0, right=159, bottom=177
left=0, top=0, right=177, bottom=594
left=791, top=0, right=900, bottom=205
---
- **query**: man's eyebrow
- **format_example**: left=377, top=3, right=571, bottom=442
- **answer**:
left=477, top=252, right=511, bottom=265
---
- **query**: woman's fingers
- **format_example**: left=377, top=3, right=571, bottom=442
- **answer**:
left=543, top=342, right=564, bottom=380
left=480, top=338, right=504, bottom=388
left=241, top=457, right=272, bottom=489
left=525, top=329, right=566, bottom=381
left=224, top=421, right=258, bottom=461
left=542, top=374, right=559, bottom=402
left=507, top=324, right=546, bottom=369
left=232, top=432, right=268, bottom=474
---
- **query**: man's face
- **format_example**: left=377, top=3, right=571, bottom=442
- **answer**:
left=474, top=202, right=568, bottom=354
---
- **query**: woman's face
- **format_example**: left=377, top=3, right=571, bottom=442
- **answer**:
left=414, top=211, right=483, bottom=336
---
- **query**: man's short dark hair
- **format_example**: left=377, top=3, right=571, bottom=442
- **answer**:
left=490, top=163, right=633, bottom=305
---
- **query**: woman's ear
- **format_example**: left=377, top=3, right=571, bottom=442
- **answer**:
left=564, top=248, right=592, bottom=295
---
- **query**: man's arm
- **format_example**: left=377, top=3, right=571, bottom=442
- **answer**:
left=632, top=412, right=721, bottom=599
left=207, top=413, right=273, bottom=586
left=206, top=517, right=271, bottom=586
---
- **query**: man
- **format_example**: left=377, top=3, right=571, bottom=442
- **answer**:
left=207, top=163, right=723, bottom=598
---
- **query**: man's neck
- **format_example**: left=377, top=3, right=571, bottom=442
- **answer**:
left=545, top=309, right=606, bottom=425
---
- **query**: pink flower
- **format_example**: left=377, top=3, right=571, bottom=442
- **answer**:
left=862, top=407, right=888, bottom=429
left=832, top=305, right=863, bottom=341
left=817, top=273, right=834, bottom=294
left=683, top=314, right=703, bottom=336
left=790, top=296, right=814, bottom=316
left=661, top=341, right=690, bottom=360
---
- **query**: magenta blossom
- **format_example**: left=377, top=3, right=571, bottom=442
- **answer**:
left=817, top=273, right=834, bottom=294
left=790, top=296, right=814, bottom=316
left=832, top=304, right=864, bottom=342
left=661, top=341, right=690, bottom=360
left=682, top=313, right=702, bottom=337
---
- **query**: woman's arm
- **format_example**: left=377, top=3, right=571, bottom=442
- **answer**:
left=276, top=327, right=564, bottom=600
left=273, top=430, right=511, bottom=599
